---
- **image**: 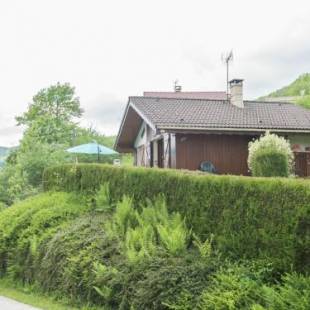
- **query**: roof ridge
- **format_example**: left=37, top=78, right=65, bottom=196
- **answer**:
left=131, top=96, right=299, bottom=105
left=130, top=96, right=229, bottom=102
left=245, top=100, right=296, bottom=105
left=144, top=91, right=226, bottom=93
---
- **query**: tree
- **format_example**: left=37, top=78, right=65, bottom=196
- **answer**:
left=16, top=83, right=83, bottom=145
left=16, top=82, right=83, bottom=127
left=74, top=127, right=115, bottom=147
left=0, top=83, right=83, bottom=205
left=21, top=116, right=76, bottom=145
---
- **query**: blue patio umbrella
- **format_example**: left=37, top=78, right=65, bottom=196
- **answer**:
left=67, top=142, right=118, bottom=162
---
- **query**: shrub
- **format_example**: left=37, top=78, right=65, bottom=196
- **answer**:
left=39, top=214, right=120, bottom=303
left=0, top=191, right=309, bottom=309
left=259, top=273, right=310, bottom=310
left=0, top=192, right=89, bottom=280
left=107, top=195, right=190, bottom=263
left=166, top=263, right=310, bottom=310
left=252, top=149, right=289, bottom=177
left=198, top=266, right=310, bottom=310
left=94, top=182, right=113, bottom=212
left=0, top=202, right=6, bottom=212
left=198, top=265, right=265, bottom=309
left=118, top=254, right=218, bottom=310
left=248, top=132, right=294, bottom=177
left=44, top=164, right=310, bottom=273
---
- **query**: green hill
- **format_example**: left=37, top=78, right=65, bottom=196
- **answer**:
left=0, top=147, right=10, bottom=158
left=0, top=147, right=14, bottom=167
left=267, top=73, right=310, bottom=97
left=261, top=73, right=310, bottom=109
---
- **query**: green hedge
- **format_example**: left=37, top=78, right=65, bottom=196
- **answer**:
left=43, top=164, right=310, bottom=272
left=1, top=192, right=309, bottom=309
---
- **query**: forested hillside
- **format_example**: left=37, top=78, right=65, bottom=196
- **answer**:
left=266, top=73, right=310, bottom=97
left=262, top=73, right=310, bottom=108
left=0, top=146, right=10, bottom=158
left=0, top=147, right=13, bottom=167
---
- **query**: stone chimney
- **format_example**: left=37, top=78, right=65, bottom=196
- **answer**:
left=174, top=80, right=182, bottom=92
left=229, top=79, right=244, bottom=108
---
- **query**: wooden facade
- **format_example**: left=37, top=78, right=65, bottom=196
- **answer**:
left=294, top=152, right=310, bottom=177
left=134, top=129, right=310, bottom=177
left=175, top=133, right=253, bottom=175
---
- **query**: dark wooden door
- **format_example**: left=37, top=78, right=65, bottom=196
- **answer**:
left=294, top=152, right=310, bottom=177
left=157, top=139, right=164, bottom=168
left=176, top=133, right=251, bottom=175
left=149, top=142, right=154, bottom=167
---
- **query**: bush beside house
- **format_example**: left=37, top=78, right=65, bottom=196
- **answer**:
left=248, top=132, right=294, bottom=177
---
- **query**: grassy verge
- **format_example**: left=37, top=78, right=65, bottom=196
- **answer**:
left=0, top=278, right=98, bottom=310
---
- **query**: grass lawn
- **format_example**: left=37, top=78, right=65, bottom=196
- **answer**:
left=0, top=278, right=100, bottom=310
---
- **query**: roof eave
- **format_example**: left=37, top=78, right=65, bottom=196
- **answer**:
left=157, top=125, right=310, bottom=134
left=114, top=98, right=157, bottom=152
left=129, top=99, right=156, bottom=131
left=114, top=98, right=131, bottom=151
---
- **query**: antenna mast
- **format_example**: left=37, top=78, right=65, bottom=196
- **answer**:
left=221, top=50, right=233, bottom=100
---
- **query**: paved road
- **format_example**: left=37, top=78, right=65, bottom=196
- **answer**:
left=0, top=296, right=40, bottom=309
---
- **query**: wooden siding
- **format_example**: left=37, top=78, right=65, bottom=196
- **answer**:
left=294, top=152, right=310, bottom=177
left=176, top=133, right=252, bottom=175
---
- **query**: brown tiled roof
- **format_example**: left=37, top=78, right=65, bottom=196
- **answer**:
left=130, top=96, right=310, bottom=131
left=143, top=91, right=227, bottom=100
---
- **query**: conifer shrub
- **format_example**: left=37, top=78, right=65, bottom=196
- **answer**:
left=197, top=267, right=310, bottom=310
left=39, top=214, right=121, bottom=303
left=44, top=163, right=310, bottom=273
left=248, top=132, right=294, bottom=177
left=0, top=192, right=89, bottom=280
left=166, top=264, right=310, bottom=310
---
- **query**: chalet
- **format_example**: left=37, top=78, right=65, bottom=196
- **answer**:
left=115, top=80, right=310, bottom=176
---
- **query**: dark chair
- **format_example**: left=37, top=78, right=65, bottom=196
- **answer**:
left=200, top=161, right=217, bottom=174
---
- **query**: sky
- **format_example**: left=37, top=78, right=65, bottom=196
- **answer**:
left=0, top=0, right=310, bottom=146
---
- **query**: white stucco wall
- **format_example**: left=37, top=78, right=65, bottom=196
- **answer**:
left=134, top=122, right=147, bottom=148
left=134, top=121, right=157, bottom=166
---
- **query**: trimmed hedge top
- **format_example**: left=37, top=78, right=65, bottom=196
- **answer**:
left=43, top=164, right=310, bottom=272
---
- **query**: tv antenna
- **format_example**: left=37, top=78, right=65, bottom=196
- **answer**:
left=221, top=50, right=233, bottom=100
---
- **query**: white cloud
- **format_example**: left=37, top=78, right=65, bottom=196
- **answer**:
left=0, top=0, right=310, bottom=145
left=80, top=93, right=126, bottom=135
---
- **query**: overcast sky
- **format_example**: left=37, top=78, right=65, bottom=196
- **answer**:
left=1, top=0, right=310, bottom=146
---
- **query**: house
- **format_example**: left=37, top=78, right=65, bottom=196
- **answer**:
left=115, top=80, right=310, bottom=176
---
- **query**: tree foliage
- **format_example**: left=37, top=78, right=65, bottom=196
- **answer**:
left=16, top=82, right=83, bottom=127
left=297, top=95, right=310, bottom=109
left=0, top=82, right=122, bottom=205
